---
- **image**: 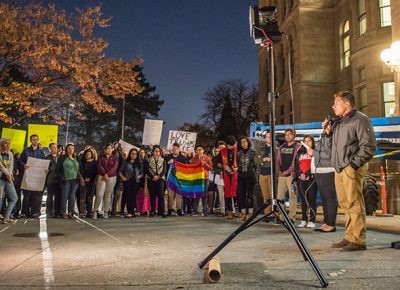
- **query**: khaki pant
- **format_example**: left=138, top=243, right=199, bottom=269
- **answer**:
left=335, top=164, right=368, bottom=245
left=167, top=188, right=182, bottom=210
left=259, top=175, right=272, bottom=215
left=94, top=176, right=117, bottom=213
left=277, top=176, right=297, bottom=220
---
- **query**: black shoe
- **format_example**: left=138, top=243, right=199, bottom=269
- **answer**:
left=149, top=212, right=155, bottom=217
left=167, top=210, right=172, bottom=217
left=162, top=214, right=167, bottom=218
left=273, top=218, right=282, bottom=225
left=177, top=209, right=184, bottom=216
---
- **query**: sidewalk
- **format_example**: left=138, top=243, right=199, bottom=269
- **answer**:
left=311, top=208, right=400, bottom=235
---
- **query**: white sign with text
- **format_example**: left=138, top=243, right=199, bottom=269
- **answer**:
left=21, top=157, right=50, bottom=192
left=167, top=130, right=197, bottom=152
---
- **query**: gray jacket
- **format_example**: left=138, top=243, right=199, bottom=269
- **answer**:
left=327, top=109, right=376, bottom=173
left=314, top=136, right=333, bottom=169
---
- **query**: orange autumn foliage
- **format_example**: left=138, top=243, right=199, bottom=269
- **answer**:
left=0, top=2, right=144, bottom=123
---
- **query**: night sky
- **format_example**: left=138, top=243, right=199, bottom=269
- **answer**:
left=52, top=0, right=259, bottom=145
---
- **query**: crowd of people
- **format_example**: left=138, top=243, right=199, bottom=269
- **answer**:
left=0, top=91, right=376, bottom=251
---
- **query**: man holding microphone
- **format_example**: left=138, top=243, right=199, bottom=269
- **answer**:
left=322, top=91, right=376, bottom=251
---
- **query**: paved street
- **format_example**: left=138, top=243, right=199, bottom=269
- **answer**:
left=1, top=214, right=400, bottom=289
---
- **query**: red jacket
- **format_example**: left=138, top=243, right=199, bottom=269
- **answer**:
left=97, top=154, right=120, bottom=177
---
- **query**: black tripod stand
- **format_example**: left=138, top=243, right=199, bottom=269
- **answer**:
left=198, top=42, right=329, bottom=288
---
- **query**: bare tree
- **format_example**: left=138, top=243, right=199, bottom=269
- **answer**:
left=200, top=79, right=259, bottom=140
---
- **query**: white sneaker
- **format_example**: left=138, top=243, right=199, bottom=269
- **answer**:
left=92, top=212, right=97, bottom=219
left=306, top=222, right=316, bottom=228
left=103, top=213, right=109, bottom=219
left=298, top=221, right=307, bottom=228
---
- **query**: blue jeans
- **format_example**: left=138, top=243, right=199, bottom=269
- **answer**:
left=61, top=180, right=79, bottom=214
left=0, top=179, right=18, bottom=219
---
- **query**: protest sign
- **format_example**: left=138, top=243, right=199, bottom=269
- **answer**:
left=28, top=124, right=58, bottom=147
left=167, top=130, right=197, bottom=152
left=142, top=119, right=163, bottom=145
left=118, top=139, right=140, bottom=155
left=21, top=157, right=50, bottom=191
left=1, top=128, right=26, bottom=154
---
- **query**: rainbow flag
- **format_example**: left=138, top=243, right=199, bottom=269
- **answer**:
left=167, top=162, right=205, bottom=198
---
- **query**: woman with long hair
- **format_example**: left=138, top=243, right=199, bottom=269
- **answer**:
left=56, top=143, right=81, bottom=219
left=294, top=135, right=318, bottom=228
left=93, top=143, right=119, bottom=219
left=79, top=148, right=98, bottom=218
left=236, top=136, right=257, bottom=221
left=119, top=148, right=141, bottom=217
left=145, top=145, right=167, bottom=218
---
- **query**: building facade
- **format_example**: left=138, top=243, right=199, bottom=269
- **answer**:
left=258, top=0, right=400, bottom=213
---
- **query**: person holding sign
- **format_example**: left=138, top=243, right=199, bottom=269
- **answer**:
left=165, top=142, right=188, bottom=216
left=293, top=136, right=318, bottom=228
left=0, top=138, right=18, bottom=224
left=19, top=134, right=46, bottom=218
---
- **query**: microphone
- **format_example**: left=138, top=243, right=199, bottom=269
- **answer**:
left=324, top=114, right=339, bottom=129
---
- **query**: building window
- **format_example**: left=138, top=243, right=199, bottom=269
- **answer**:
left=358, top=86, right=368, bottom=114
left=358, top=0, right=367, bottom=35
left=379, top=0, right=391, bottom=27
left=383, top=82, right=395, bottom=116
left=359, top=67, right=366, bottom=82
left=341, top=21, right=350, bottom=69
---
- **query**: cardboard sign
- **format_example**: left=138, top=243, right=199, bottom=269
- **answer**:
left=167, top=130, right=197, bottom=152
left=21, top=157, right=50, bottom=192
left=119, top=139, right=140, bottom=155
left=142, top=119, right=163, bottom=146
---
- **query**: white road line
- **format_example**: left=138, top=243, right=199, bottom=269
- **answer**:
left=39, top=217, right=55, bottom=289
left=0, top=226, right=10, bottom=233
left=74, top=216, right=125, bottom=244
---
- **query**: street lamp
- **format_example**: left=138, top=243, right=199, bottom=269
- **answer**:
left=65, top=103, right=75, bottom=146
left=381, top=41, right=400, bottom=72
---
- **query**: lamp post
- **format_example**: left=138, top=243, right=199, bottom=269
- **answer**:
left=381, top=41, right=400, bottom=116
left=65, top=103, right=75, bottom=146
left=121, top=97, right=126, bottom=140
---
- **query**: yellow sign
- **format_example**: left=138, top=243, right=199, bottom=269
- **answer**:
left=1, top=128, right=27, bottom=154
left=28, top=124, right=58, bottom=148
